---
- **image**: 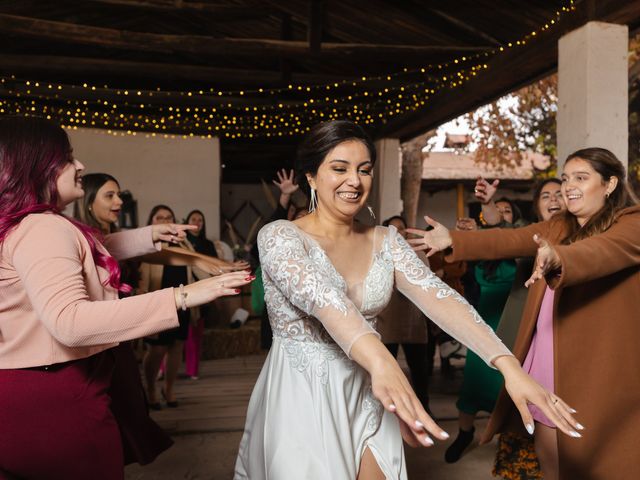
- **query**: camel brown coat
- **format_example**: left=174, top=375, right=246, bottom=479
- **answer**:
left=447, top=206, right=640, bottom=480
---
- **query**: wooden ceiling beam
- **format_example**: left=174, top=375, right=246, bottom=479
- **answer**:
left=308, top=0, right=325, bottom=54
left=0, top=14, right=493, bottom=60
left=0, top=54, right=348, bottom=87
left=426, top=9, right=503, bottom=47
left=84, top=0, right=276, bottom=19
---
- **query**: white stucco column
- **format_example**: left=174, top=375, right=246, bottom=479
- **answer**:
left=371, top=138, right=403, bottom=223
left=557, top=21, right=628, bottom=172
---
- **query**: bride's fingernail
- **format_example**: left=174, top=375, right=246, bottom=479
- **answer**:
left=575, top=423, right=585, bottom=430
left=570, top=431, right=582, bottom=438
left=569, top=408, right=578, bottom=414
left=388, top=404, right=396, bottom=412
left=424, top=435, right=434, bottom=446
left=234, top=289, right=241, bottom=294
left=415, top=420, right=424, bottom=429
left=441, top=431, right=450, bottom=439
left=526, top=423, right=535, bottom=435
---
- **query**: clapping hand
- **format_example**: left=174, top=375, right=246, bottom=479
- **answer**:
left=455, top=217, right=478, bottom=231
left=406, top=216, right=453, bottom=257
left=152, top=223, right=197, bottom=244
left=273, top=169, right=299, bottom=196
left=524, top=234, right=561, bottom=287
left=474, top=177, right=499, bottom=204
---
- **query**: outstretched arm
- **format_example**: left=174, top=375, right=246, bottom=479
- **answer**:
left=389, top=227, right=582, bottom=438
left=407, top=215, right=552, bottom=261
left=139, top=245, right=249, bottom=275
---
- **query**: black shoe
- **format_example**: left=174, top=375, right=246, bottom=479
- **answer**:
left=161, top=388, right=178, bottom=408
left=444, top=427, right=475, bottom=463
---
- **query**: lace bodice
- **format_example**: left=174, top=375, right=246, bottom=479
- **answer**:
left=258, top=220, right=511, bottom=365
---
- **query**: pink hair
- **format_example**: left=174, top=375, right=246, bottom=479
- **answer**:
left=0, top=116, right=130, bottom=293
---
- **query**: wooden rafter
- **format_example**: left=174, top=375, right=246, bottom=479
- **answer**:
left=0, top=54, right=349, bottom=87
left=308, top=0, right=325, bottom=53
left=84, top=0, right=276, bottom=18
left=426, top=9, right=503, bottom=47
left=0, top=14, right=493, bottom=60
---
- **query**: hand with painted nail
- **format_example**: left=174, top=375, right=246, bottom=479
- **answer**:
left=493, top=356, right=583, bottom=439
left=174, top=270, right=254, bottom=310
left=524, top=234, right=561, bottom=287
left=406, top=216, right=452, bottom=258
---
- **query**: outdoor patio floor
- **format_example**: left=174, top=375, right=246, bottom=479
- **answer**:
left=125, top=351, right=499, bottom=480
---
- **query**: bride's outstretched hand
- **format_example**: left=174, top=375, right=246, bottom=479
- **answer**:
left=369, top=358, right=449, bottom=448
left=493, top=356, right=583, bottom=439
left=406, top=216, right=452, bottom=257
left=525, top=234, right=561, bottom=287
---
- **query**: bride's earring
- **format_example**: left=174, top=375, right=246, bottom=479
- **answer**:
left=308, top=188, right=318, bottom=213
left=367, top=205, right=376, bottom=219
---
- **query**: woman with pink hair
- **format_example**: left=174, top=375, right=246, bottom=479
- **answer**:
left=0, top=116, right=253, bottom=479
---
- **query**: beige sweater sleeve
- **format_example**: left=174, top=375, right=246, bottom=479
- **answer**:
left=10, top=215, right=179, bottom=347
left=102, top=225, right=161, bottom=260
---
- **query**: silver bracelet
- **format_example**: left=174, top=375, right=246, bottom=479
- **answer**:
left=178, top=283, right=188, bottom=311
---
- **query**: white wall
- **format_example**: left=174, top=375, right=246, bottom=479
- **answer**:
left=417, top=189, right=460, bottom=229
left=372, top=138, right=403, bottom=221
left=66, top=128, right=221, bottom=238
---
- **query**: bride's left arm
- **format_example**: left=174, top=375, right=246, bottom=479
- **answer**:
left=388, top=227, right=582, bottom=438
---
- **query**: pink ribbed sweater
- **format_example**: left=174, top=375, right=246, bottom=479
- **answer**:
left=0, top=213, right=179, bottom=368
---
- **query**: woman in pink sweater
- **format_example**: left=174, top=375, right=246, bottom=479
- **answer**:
left=0, top=116, right=254, bottom=480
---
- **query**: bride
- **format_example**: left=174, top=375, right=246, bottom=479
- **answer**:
left=234, top=120, right=581, bottom=479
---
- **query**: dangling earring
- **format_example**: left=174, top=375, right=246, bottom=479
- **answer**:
left=367, top=205, right=376, bottom=219
left=308, top=188, right=318, bottom=213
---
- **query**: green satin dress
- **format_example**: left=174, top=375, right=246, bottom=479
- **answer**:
left=456, top=259, right=517, bottom=414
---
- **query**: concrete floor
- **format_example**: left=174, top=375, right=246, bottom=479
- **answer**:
left=125, top=352, right=499, bottom=480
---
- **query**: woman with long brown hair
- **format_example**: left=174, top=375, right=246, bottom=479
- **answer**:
left=409, top=147, right=638, bottom=479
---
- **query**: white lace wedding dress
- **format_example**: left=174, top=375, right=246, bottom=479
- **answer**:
left=234, top=220, right=511, bottom=479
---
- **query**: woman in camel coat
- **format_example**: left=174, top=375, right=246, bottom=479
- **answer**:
left=409, top=147, right=640, bottom=480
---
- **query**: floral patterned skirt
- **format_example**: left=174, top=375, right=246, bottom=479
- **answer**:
left=493, top=432, right=542, bottom=480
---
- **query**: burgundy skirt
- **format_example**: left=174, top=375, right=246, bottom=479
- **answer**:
left=0, top=346, right=172, bottom=479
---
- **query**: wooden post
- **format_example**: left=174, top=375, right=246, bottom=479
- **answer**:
left=400, top=131, right=436, bottom=227
left=456, top=183, right=465, bottom=219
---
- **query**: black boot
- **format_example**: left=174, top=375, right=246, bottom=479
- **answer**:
left=444, top=427, right=475, bottom=463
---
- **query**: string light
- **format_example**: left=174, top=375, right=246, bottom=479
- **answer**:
left=0, top=1, right=575, bottom=139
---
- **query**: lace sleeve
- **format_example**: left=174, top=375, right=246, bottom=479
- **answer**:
left=389, top=227, right=513, bottom=367
left=258, top=221, right=379, bottom=357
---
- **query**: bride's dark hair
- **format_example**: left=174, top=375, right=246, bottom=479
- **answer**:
left=295, top=120, right=376, bottom=195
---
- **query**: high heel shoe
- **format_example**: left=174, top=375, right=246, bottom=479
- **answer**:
left=161, top=388, right=178, bottom=408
